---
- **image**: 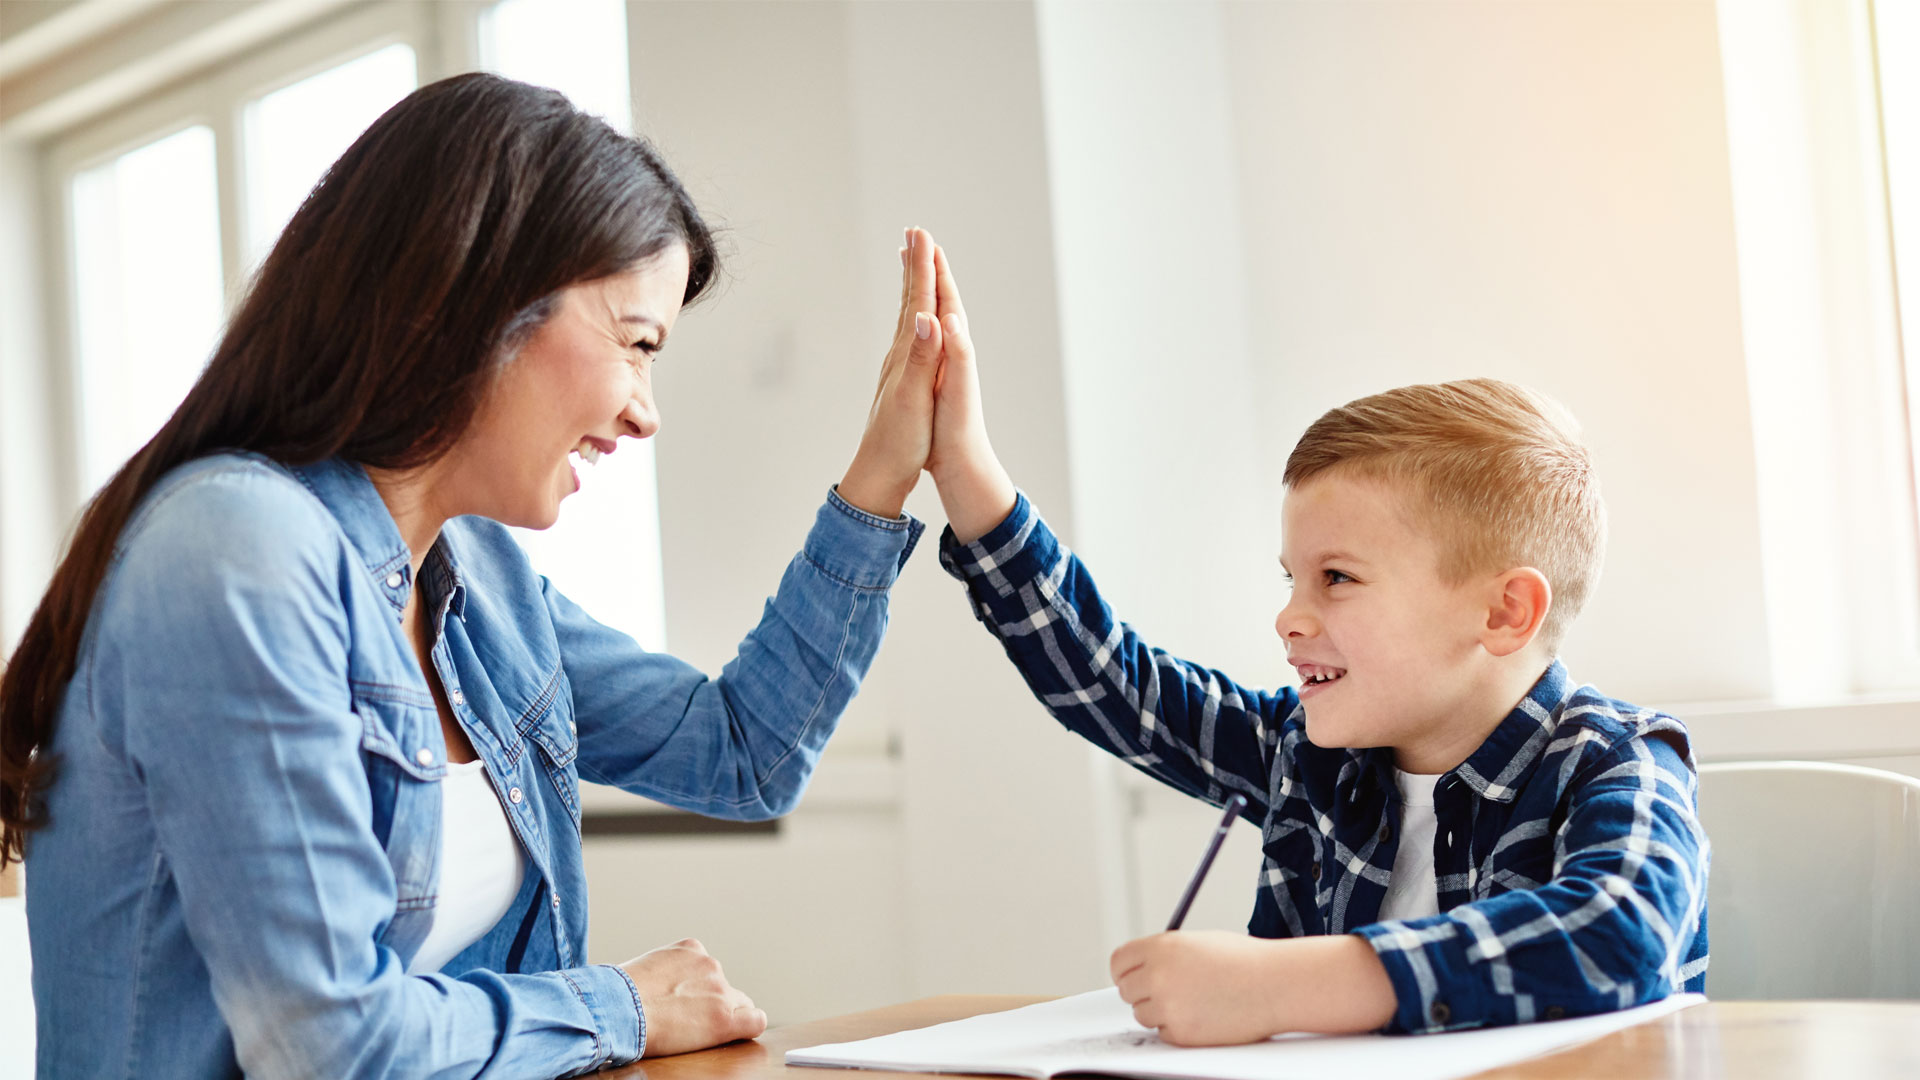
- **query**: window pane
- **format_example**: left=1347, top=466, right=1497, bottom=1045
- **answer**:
left=1880, top=0, right=1920, bottom=463
left=481, top=0, right=632, bottom=131
left=70, top=125, right=224, bottom=496
left=242, top=43, right=417, bottom=269
left=483, top=0, right=666, bottom=653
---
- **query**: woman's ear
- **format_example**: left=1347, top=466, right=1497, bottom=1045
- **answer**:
left=1482, top=567, right=1552, bottom=657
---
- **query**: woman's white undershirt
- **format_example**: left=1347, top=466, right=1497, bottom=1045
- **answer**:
left=1378, top=768, right=1443, bottom=922
left=409, top=759, right=527, bottom=974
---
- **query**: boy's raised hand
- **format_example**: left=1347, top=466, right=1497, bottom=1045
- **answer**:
left=924, top=244, right=1017, bottom=543
left=1110, top=931, right=1398, bottom=1045
left=838, top=227, right=944, bottom=519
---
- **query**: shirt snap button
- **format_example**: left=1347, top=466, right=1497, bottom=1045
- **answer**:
left=450, top=690, right=465, bottom=706
left=1430, top=1001, right=1452, bottom=1025
left=414, top=748, right=433, bottom=766
left=1311, top=860, right=1322, bottom=881
left=551, top=893, right=561, bottom=910
left=1545, top=1006, right=1566, bottom=1021
left=508, top=787, right=523, bottom=804
left=386, top=571, right=404, bottom=589
left=1379, top=821, right=1392, bottom=842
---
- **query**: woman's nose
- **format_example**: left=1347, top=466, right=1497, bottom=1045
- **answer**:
left=620, top=394, right=660, bottom=440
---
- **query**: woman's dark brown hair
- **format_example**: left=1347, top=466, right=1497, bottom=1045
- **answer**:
left=1, top=73, right=719, bottom=866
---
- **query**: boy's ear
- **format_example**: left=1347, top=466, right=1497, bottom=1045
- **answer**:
left=1482, top=567, right=1552, bottom=657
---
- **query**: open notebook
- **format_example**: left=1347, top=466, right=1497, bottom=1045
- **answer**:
left=787, top=988, right=1705, bottom=1080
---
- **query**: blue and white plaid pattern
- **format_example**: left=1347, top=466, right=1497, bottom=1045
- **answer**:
left=939, top=493, right=1709, bottom=1033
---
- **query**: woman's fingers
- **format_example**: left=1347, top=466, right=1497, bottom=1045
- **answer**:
left=907, top=311, right=943, bottom=373
left=908, top=227, right=937, bottom=325
left=894, top=230, right=914, bottom=340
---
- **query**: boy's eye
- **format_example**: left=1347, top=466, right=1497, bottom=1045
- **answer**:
left=632, top=341, right=660, bottom=363
left=1324, top=569, right=1353, bottom=586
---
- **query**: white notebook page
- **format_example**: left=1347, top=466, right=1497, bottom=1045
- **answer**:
left=787, top=987, right=1707, bottom=1080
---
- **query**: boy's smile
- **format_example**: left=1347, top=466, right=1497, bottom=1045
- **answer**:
left=1277, top=470, right=1510, bottom=771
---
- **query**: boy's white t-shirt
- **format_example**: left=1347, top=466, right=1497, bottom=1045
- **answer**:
left=1378, top=768, right=1443, bottom=922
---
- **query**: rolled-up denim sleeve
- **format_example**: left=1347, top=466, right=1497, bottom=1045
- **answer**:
left=1354, top=724, right=1708, bottom=1032
left=105, top=468, right=639, bottom=1077
left=557, top=486, right=922, bottom=819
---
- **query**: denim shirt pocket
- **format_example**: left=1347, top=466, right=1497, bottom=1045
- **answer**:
left=517, top=683, right=580, bottom=830
left=353, top=691, right=445, bottom=958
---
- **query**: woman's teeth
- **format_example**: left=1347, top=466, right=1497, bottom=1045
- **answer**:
left=572, top=440, right=603, bottom=465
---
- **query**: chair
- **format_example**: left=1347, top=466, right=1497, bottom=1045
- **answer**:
left=1697, top=760, right=1920, bottom=999
left=1, top=892, right=31, bottom=1077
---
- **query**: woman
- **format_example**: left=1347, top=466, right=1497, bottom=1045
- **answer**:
left=0, top=74, right=949, bottom=1076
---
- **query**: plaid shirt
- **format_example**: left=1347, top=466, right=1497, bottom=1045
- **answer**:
left=938, top=493, right=1709, bottom=1033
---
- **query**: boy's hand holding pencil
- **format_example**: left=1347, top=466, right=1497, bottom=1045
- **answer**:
left=1109, top=795, right=1396, bottom=1045
left=1110, top=931, right=1397, bottom=1046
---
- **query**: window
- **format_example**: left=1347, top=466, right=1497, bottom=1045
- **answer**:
left=1717, top=0, right=1920, bottom=700
left=1877, top=0, right=1920, bottom=481
left=482, top=0, right=670, bottom=654
left=241, top=44, right=417, bottom=270
left=69, top=125, right=224, bottom=496
left=52, top=6, right=423, bottom=505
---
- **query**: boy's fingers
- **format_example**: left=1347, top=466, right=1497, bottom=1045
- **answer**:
left=940, top=312, right=975, bottom=375
left=934, top=244, right=967, bottom=320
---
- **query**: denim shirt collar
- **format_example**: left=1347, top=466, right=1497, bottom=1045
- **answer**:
left=285, top=456, right=467, bottom=620
left=1450, top=658, right=1573, bottom=804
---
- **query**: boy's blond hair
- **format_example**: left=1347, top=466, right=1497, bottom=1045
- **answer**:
left=1283, top=378, right=1606, bottom=651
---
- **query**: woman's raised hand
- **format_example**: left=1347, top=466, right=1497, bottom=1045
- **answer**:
left=925, top=244, right=1016, bottom=543
left=837, top=227, right=945, bottom=519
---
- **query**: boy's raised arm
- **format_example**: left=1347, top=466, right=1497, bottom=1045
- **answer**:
left=922, top=244, right=1289, bottom=812
left=925, top=244, right=1017, bottom=544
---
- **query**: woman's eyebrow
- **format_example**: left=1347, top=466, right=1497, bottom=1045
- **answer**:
left=619, top=313, right=667, bottom=342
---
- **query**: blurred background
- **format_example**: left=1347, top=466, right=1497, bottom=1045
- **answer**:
left=1, top=0, right=1917, bottom=1043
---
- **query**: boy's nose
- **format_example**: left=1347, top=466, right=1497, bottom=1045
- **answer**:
left=1274, top=602, right=1317, bottom=641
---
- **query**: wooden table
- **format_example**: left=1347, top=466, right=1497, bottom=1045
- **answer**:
left=595, top=995, right=1920, bottom=1079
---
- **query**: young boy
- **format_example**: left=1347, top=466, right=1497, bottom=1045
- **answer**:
left=919, top=272, right=1707, bottom=1046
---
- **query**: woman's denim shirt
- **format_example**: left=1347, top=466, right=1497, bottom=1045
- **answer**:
left=26, top=453, right=921, bottom=1078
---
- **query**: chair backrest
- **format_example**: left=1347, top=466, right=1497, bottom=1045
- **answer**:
left=1698, top=760, right=1920, bottom=999
left=1, top=895, right=32, bottom=1077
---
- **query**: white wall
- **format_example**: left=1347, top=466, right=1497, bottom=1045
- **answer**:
left=1225, top=0, right=1771, bottom=707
